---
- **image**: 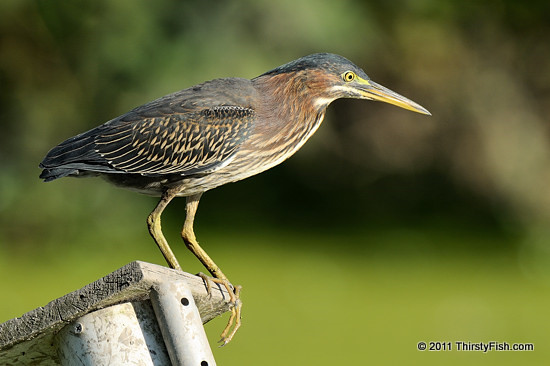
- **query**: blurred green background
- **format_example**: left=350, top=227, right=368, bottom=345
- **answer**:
left=1, top=0, right=550, bottom=364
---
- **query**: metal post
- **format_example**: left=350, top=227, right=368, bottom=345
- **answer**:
left=55, top=301, right=171, bottom=365
left=55, top=281, right=217, bottom=366
left=0, top=262, right=229, bottom=366
left=150, top=280, right=216, bottom=366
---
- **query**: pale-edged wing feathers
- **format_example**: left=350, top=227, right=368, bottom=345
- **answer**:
left=97, top=107, right=254, bottom=176
left=39, top=78, right=256, bottom=181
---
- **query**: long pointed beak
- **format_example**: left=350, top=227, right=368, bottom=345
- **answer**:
left=357, top=78, right=431, bottom=115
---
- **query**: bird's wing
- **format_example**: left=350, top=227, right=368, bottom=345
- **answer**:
left=96, top=106, right=254, bottom=176
left=39, top=78, right=258, bottom=179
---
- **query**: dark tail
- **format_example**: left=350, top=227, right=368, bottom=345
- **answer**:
left=39, top=167, right=79, bottom=182
left=39, top=129, right=107, bottom=182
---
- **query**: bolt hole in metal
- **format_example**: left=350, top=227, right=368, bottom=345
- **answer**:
left=181, top=297, right=190, bottom=306
left=201, top=361, right=208, bottom=366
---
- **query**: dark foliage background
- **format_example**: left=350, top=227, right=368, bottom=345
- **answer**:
left=1, top=1, right=549, bottom=364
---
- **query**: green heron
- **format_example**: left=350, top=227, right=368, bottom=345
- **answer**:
left=39, top=53, right=430, bottom=344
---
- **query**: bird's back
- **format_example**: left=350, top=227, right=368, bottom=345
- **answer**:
left=40, top=78, right=259, bottom=192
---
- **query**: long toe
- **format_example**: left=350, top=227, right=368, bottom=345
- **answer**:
left=196, top=274, right=242, bottom=345
left=219, top=285, right=242, bottom=346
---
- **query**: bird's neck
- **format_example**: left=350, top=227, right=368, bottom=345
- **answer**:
left=238, top=73, right=329, bottom=172
left=252, top=73, right=328, bottom=138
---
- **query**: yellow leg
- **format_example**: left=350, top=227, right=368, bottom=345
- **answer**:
left=182, top=193, right=242, bottom=346
left=147, top=189, right=182, bottom=270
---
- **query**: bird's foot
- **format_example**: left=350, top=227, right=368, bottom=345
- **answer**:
left=197, top=272, right=242, bottom=346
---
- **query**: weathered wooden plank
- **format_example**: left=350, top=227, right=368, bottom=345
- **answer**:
left=0, top=261, right=231, bottom=365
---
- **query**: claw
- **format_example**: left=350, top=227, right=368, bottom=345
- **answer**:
left=197, top=272, right=213, bottom=298
left=218, top=285, right=242, bottom=346
left=196, top=273, right=242, bottom=345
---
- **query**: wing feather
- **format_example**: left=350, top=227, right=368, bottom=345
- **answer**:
left=39, top=77, right=258, bottom=181
left=95, top=106, right=254, bottom=176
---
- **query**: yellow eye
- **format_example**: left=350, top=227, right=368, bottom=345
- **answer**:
left=343, top=71, right=356, bottom=82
